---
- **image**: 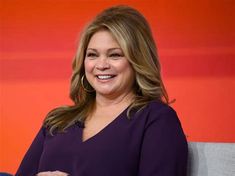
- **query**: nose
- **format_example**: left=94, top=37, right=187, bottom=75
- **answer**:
left=95, top=56, right=110, bottom=70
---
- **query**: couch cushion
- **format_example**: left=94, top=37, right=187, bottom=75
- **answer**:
left=187, top=142, right=235, bottom=176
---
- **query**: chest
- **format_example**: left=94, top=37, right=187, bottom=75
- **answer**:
left=39, top=111, right=148, bottom=174
left=82, top=115, right=117, bottom=142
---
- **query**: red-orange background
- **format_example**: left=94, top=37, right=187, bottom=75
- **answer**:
left=1, top=0, right=235, bottom=173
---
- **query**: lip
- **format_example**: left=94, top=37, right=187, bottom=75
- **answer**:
left=95, top=74, right=117, bottom=82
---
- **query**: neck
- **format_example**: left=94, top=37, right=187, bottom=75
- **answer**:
left=95, top=90, right=135, bottom=108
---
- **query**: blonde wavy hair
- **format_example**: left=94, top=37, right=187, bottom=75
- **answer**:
left=44, top=5, right=169, bottom=133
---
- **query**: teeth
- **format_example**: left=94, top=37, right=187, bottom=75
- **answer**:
left=97, top=75, right=113, bottom=80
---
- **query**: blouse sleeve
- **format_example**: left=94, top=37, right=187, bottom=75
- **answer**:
left=15, top=127, right=46, bottom=176
left=137, top=107, right=188, bottom=176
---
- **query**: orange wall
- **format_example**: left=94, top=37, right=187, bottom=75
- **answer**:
left=1, top=0, right=235, bottom=173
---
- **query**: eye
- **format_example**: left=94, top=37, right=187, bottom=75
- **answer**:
left=86, top=52, right=98, bottom=58
left=109, top=53, right=124, bottom=58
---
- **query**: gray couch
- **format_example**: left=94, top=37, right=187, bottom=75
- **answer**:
left=188, top=142, right=235, bottom=176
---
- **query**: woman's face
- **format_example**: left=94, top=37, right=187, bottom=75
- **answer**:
left=84, top=30, right=135, bottom=98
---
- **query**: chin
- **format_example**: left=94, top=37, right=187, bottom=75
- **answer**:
left=95, top=88, right=116, bottom=96
left=97, top=91, right=115, bottom=96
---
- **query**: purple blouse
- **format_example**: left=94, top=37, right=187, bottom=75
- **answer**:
left=16, top=101, right=188, bottom=176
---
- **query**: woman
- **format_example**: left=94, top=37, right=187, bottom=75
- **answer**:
left=16, top=5, right=188, bottom=176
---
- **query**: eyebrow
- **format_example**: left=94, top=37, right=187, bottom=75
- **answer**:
left=86, top=48, right=122, bottom=52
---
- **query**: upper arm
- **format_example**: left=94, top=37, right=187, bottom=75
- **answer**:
left=137, top=108, right=188, bottom=176
left=16, top=127, right=46, bottom=176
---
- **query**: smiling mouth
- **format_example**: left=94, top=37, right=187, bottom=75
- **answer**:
left=96, top=75, right=116, bottom=80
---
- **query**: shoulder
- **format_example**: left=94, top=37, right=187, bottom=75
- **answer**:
left=145, top=100, right=177, bottom=118
left=146, top=100, right=174, bottom=112
left=41, top=122, right=79, bottom=137
left=142, top=100, right=187, bottom=147
left=142, top=100, right=180, bottom=128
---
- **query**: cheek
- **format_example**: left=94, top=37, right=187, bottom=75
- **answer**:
left=122, top=63, right=135, bottom=84
left=84, top=60, right=94, bottom=73
left=118, top=61, right=134, bottom=76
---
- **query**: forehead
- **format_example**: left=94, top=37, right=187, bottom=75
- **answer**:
left=87, top=30, right=121, bottom=49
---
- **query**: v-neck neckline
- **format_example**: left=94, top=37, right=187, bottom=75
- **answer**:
left=80, top=106, right=129, bottom=144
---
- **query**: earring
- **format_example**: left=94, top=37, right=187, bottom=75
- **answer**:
left=81, top=75, right=94, bottom=93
